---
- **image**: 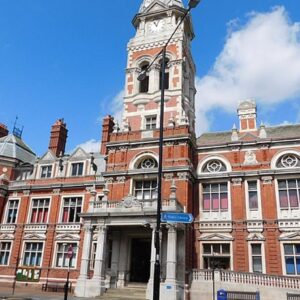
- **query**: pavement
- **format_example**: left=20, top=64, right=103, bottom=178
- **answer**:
left=0, top=285, right=92, bottom=300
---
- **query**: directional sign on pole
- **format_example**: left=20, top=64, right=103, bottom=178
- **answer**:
left=161, top=212, right=194, bottom=224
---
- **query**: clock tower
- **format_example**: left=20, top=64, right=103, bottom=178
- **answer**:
left=122, top=0, right=196, bottom=134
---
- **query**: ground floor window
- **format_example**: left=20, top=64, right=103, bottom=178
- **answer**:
left=284, top=244, right=300, bottom=275
left=23, top=242, right=43, bottom=267
left=55, top=243, right=77, bottom=268
left=90, top=242, right=97, bottom=270
left=202, top=243, right=231, bottom=269
left=0, top=242, right=11, bottom=265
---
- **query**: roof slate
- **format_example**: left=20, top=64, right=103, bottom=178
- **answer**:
left=197, top=124, right=300, bottom=146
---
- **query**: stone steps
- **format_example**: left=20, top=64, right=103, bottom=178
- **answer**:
left=100, top=284, right=147, bottom=300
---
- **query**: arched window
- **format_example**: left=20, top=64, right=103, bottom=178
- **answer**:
left=137, top=157, right=158, bottom=169
left=202, top=160, right=227, bottom=173
left=159, top=58, right=169, bottom=90
left=139, top=63, right=149, bottom=93
left=276, top=154, right=300, bottom=168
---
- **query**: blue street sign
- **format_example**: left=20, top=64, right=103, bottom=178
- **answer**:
left=161, top=212, right=194, bottom=223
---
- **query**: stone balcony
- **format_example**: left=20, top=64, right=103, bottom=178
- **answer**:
left=0, top=224, right=16, bottom=234
left=24, top=224, right=47, bottom=233
left=87, top=195, right=183, bottom=215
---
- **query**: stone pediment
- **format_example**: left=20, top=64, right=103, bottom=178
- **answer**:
left=24, top=233, right=46, bottom=240
left=69, top=147, right=88, bottom=160
left=144, top=1, right=167, bottom=14
left=0, top=233, right=14, bottom=240
left=199, top=233, right=233, bottom=241
left=56, top=233, right=80, bottom=241
left=40, top=150, right=56, bottom=162
left=246, top=232, right=265, bottom=241
left=279, top=231, right=300, bottom=241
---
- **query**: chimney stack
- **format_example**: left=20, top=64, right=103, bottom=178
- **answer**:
left=237, top=99, right=257, bottom=132
left=0, top=124, right=9, bottom=138
left=100, top=115, right=115, bottom=155
left=48, top=119, right=68, bottom=157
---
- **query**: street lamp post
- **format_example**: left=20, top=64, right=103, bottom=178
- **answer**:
left=64, top=245, right=73, bottom=300
left=137, top=1, right=201, bottom=299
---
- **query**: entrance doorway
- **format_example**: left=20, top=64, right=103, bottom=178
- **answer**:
left=130, top=238, right=151, bottom=283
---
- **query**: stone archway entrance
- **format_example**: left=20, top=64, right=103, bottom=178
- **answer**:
left=130, top=237, right=151, bottom=283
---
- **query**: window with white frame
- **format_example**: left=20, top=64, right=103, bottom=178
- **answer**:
left=30, top=198, right=50, bottom=223
left=5, top=199, right=19, bottom=224
left=278, top=179, right=300, bottom=209
left=71, top=162, right=84, bottom=176
left=145, top=116, right=157, bottom=130
left=23, top=242, right=43, bottom=267
left=283, top=244, right=300, bottom=275
left=55, top=243, right=77, bottom=268
left=137, top=157, right=158, bottom=169
left=276, top=154, right=300, bottom=168
left=134, top=179, right=157, bottom=200
left=202, top=243, right=231, bottom=270
left=202, top=183, right=228, bottom=211
left=248, top=181, right=259, bottom=210
left=61, top=197, right=82, bottom=223
left=0, top=242, right=11, bottom=265
left=40, top=165, right=52, bottom=178
left=202, top=160, right=227, bottom=173
left=250, top=244, right=263, bottom=273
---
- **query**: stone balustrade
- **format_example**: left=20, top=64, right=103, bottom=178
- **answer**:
left=192, top=269, right=300, bottom=290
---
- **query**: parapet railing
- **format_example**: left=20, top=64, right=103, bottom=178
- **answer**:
left=192, top=269, right=300, bottom=290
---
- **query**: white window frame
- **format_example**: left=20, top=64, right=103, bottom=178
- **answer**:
left=21, top=241, right=44, bottom=267
left=52, top=241, right=79, bottom=269
left=27, top=197, right=51, bottom=224
left=132, top=178, right=158, bottom=200
left=245, top=179, right=262, bottom=220
left=248, top=242, right=266, bottom=274
left=4, top=198, right=20, bottom=224
left=0, top=241, right=12, bottom=266
left=275, top=178, right=300, bottom=219
left=280, top=242, right=300, bottom=276
left=145, top=115, right=157, bottom=130
left=200, top=241, right=233, bottom=270
left=58, top=195, right=84, bottom=224
left=39, top=164, right=53, bottom=179
left=68, top=161, right=85, bottom=177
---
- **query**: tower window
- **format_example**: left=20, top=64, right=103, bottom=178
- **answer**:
left=159, top=58, right=169, bottom=90
left=139, top=64, right=149, bottom=93
left=145, top=115, right=157, bottom=130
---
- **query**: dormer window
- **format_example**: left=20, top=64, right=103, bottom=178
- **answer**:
left=40, top=165, right=52, bottom=178
left=139, top=63, right=149, bottom=93
left=71, top=162, right=84, bottom=176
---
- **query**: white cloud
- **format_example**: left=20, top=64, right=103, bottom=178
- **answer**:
left=76, top=139, right=101, bottom=153
left=195, top=6, right=300, bottom=134
left=110, top=90, right=124, bottom=126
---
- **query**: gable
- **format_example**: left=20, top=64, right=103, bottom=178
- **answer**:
left=69, top=147, right=88, bottom=160
left=39, top=150, right=56, bottom=162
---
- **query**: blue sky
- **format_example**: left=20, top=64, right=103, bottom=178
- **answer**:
left=0, top=0, right=300, bottom=156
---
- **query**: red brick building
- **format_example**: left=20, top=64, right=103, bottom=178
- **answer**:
left=0, top=1, right=299, bottom=299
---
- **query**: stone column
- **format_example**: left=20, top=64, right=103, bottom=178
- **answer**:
left=110, top=231, right=121, bottom=285
left=147, top=225, right=156, bottom=299
left=117, top=233, right=128, bottom=288
left=162, top=224, right=179, bottom=300
left=166, top=224, right=177, bottom=282
left=93, top=225, right=107, bottom=281
left=74, top=224, right=93, bottom=297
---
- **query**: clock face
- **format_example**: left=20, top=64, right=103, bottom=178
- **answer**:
left=149, top=19, right=165, bottom=33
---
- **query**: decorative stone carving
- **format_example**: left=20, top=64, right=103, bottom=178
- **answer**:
left=231, top=177, right=242, bottom=186
left=105, top=177, right=114, bottom=184
left=164, top=173, right=174, bottom=181
left=177, top=172, right=190, bottom=180
left=116, top=176, right=126, bottom=183
left=52, top=188, right=60, bottom=195
left=261, top=176, right=273, bottom=185
left=23, top=190, right=30, bottom=196
left=244, top=150, right=258, bottom=165
left=117, top=194, right=141, bottom=209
